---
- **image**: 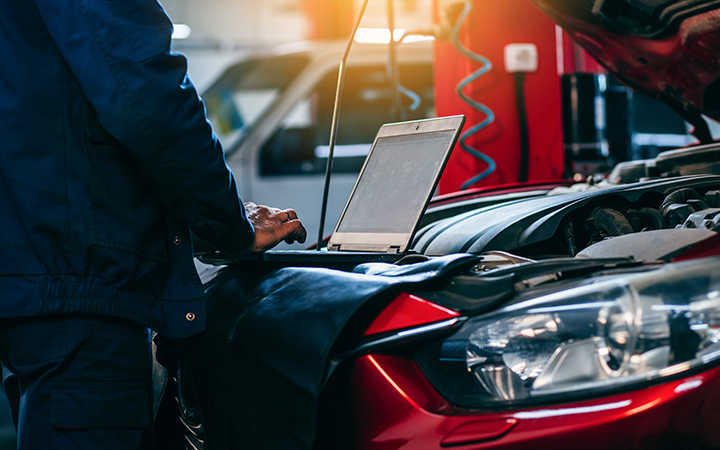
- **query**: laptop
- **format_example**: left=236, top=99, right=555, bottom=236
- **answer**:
left=200, top=114, right=465, bottom=268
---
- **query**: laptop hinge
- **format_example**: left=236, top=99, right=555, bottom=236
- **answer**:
left=334, top=244, right=400, bottom=253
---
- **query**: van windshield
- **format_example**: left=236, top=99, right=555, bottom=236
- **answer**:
left=203, top=55, right=310, bottom=152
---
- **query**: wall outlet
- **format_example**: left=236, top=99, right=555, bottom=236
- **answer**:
left=504, top=43, right=539, bottom=73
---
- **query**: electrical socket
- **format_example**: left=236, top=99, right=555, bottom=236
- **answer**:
left=504, top=43, right=539, bottom=73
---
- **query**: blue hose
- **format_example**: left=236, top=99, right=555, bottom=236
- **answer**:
left=399, top=85, right=422, bottom=111
left=451, top=1, right=496, bottom=190
left=386, top=35, right=423, bottom=113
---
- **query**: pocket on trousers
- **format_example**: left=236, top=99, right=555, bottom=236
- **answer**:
left=51, top=381, right=150, bottom=428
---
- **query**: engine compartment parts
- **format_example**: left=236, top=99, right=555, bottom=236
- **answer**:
left=576, top=229, right=717, bottom=261
left=586, top=207, right=635, bottom=237
left=415, top=175, right=720, bottom=257
left=662, top=188, right=720, bottom=230
left=609, top=142, right=720, bottom=184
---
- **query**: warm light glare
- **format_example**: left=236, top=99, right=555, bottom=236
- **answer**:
left=354, top=28, right=434, bottom=44
left=623, top=398, right=661, bottom=416
left=172, top=24, right=192, bottom=39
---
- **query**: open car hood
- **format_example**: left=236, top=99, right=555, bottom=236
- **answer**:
left=529, top=0, right=720, bottom=140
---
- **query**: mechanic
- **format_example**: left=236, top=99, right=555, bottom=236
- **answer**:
left=0, top=0, right=306, bottom=448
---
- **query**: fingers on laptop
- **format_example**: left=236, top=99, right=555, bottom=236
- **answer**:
left=284, top=208, right=299, bottom=221
left=244, top=202, right=306, bottom=248
left=282, top=210, right=306, bottom=244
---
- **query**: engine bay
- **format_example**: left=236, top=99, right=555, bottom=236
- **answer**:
left=415, top=144, right=720, bottom=262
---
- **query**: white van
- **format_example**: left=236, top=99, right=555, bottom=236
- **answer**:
left=202, top=40, right=435, bottom=247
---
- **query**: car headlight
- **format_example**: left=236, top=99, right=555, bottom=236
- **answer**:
left=414, top=257, right=720, bottom=407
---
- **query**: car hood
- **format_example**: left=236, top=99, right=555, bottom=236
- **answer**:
left=529, top=0, right=720, bottom=127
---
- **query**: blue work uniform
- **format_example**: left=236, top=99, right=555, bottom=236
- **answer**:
left=0, top=0, right=255, bottom=447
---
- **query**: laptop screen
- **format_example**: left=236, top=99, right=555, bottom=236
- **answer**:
left=335, top=129, right=456, bottom=234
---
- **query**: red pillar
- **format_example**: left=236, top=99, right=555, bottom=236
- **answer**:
left=434, top=0, right=566, bottom=193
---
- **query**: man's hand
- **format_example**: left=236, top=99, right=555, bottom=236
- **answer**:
left=243, top=202, right=307, bottom=253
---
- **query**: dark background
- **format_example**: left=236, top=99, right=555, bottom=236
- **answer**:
left=0, top=385, right=16, bottom=449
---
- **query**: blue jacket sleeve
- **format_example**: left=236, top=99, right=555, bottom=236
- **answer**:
left=33, top=0, right=255, bottom=257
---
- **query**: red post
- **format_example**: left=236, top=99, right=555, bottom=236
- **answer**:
left=433, top=0, right=566, bottom=193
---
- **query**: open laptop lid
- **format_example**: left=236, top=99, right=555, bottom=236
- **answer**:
left=327, top=114, right=465, bottom=254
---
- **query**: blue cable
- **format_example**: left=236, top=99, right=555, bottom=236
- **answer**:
left=386, top=36, right=422, bottom=113
left=451, top=1, right=497, bottom=190
left=399, top=85, right=422, bottom=111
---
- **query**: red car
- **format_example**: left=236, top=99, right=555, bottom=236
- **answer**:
left=155, top=1, right=720, bottom=449
left=170, top=163, right=720, bottom=450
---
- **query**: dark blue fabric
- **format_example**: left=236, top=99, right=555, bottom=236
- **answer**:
left=0, top=0, right=255, bottom=338
left=0, top=316, right=154, bottom=449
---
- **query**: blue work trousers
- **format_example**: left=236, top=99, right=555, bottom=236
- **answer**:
left=0, top=315, right=154, bottom=449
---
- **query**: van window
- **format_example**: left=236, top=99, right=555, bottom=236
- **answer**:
left=203, top=55, right=309, bottom=151
left=260, top=63, right=435, bottom=176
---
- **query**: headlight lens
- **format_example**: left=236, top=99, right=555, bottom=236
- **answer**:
left=415, top=257, right=720, bottom=407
